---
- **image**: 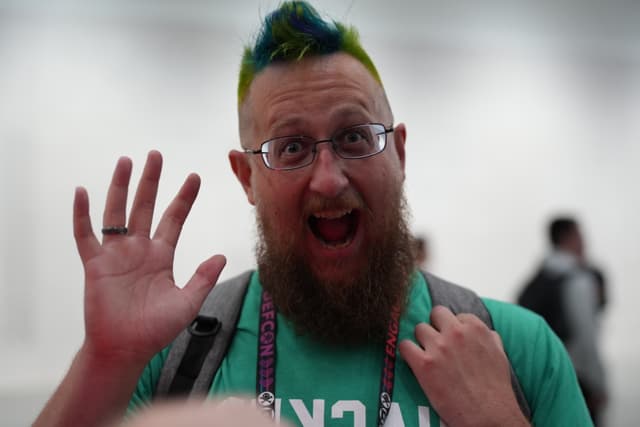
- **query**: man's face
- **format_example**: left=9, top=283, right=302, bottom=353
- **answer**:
left=233, top=53, right=406, bottom=280
left=230, top=53, right=412, bottom=342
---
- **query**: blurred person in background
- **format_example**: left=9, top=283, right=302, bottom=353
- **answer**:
left=412, top=234, right=431, bottom=270
left=518, top=216, right=608, bottom=425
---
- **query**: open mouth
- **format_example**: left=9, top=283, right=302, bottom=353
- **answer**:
left=308, top=209, right=359, bottom=247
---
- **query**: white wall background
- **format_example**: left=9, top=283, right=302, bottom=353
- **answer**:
left=0, top=1, right=638, bottom=425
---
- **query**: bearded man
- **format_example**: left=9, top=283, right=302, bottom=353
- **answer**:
left=35, top=2, right=591, bottom=427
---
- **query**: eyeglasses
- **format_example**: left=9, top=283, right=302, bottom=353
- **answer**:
left=244, top=123, right=394, bottom=171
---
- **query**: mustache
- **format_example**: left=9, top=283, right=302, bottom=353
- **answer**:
left=302, top=189, right=369, bottom=217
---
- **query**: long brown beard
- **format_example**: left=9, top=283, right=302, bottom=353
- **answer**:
left=255, top=189, right=414, bottom=346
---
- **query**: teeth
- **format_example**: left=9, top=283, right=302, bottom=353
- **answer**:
left=313, top=209, right=352, bottom=219
left=324, top=239, right=350, bottom=249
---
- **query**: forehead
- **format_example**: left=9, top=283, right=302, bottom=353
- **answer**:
left=244, top=53, right=386, bottom=134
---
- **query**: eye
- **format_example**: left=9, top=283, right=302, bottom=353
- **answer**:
left=281, top=140, right=304, bottom=154
left=336, top=127, right=374, bottom=150
left=343, top=130, right=367, bottom=144
left=272, top=137, right=310, bottom=158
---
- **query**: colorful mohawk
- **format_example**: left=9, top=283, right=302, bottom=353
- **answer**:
left=238, top=1, right=382, bottom=104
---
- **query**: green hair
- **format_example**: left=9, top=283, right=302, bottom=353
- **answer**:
left=237, top=1, right=382, bottom=105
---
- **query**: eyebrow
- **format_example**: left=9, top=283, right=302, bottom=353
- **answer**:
left=268, top=117, right=308, bottom=137
left=268, top=105, right=374, bottom=138
left=330, top=108, right=371, bottom=127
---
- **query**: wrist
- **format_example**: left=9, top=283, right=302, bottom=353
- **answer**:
left=79, top=340, right=150, bottom=378
left=480, top=407, right=530, bottom=427
left=32, top=341, right=150, bottom=427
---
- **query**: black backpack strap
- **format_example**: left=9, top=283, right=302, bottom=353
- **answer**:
left=422, top=271, right=532, bottom=421
left=155, top=270, right=254, bottom=397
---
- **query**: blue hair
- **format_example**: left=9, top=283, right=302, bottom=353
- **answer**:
left=238, top=1, right=382, bottom=104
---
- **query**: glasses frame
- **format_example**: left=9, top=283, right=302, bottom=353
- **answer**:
left=244, top=123, right=395, bottom=171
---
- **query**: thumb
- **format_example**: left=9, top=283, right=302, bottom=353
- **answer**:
left=183, top=254, right=227, bottom=308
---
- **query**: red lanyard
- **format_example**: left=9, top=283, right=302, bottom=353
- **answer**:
left=256, top=290, right=401, bottom=426
left=378, top=304, right=401, bottom=426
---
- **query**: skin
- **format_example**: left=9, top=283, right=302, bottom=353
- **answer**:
left=118, top=400, right=290, bottom=427
left=33, top=151, right=226, bottom=427
left=33, top=53, right=528, bottom=427
left=400, top=307, right=529, bottom=427
left=564, top=225, right=585, bottom=259
left=230, top=52, right=406, bottom=283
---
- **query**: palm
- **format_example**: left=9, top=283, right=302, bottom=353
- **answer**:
left=84, top=239, right=182, bottom=358
left=74, top=151, right=225, bottom=364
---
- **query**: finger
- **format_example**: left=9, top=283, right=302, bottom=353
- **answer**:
left=73, top=186, right=101, bottom=263
left=430, top=305, right=459, bottom=332
left=456, top=313, right=481, bottom=323
left=128, top=150, right=162, bottom=236
left=102, top=156, right=133, bottom=242
left=457, top=313, right=497, bottom=341
left=456, top=313, right=489, bottom=328
left=152, top=173, right=201, bottom=247
left=414, top=322, right=440, bottom=348
left=398, top=339, right=427, bottom=372
left=182, top=254, right=227, bottom=307
left=491, top=330, right=505, bottom=350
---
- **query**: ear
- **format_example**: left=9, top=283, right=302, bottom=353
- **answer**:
left=229, top=149, right=256, bottom=205
left=392, top=123, right=407, bottom=178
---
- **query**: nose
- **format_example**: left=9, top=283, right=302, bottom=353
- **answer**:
left=308, top=143, right=349, bottom=198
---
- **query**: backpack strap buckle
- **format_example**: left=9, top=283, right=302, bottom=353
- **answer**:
left=188, top=315, right=221, bottom=337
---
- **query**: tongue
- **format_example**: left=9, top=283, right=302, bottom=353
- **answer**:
left=314, top=217, right=351, bottom=243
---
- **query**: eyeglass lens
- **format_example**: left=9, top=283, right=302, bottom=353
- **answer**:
left=265, top=124, right=387, bottom=170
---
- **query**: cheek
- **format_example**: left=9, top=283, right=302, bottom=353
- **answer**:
left=254, top=178, right=304, bottom=228
left=356, top=162, right=402, bottom=208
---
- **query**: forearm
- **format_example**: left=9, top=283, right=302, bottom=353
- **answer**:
left=33, top=342, right=148, bottom=427
left=448, top=393, right=531, bottom=427
left=480, top=406, right=530, bottom=427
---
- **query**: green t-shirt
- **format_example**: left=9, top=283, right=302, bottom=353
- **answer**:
left=129, top=271, right=591, bottom=426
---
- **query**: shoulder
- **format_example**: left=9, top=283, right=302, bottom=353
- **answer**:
left=481, top=297, right=563, bottom=365
left=481, top=298, right=591, bottom=425
left=482, top=297, right=547, bottom=331
left=481, top=297, right=559, bottom=365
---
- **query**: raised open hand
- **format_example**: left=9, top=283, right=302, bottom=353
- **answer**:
left=73, top=150, right=226, bottom=365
